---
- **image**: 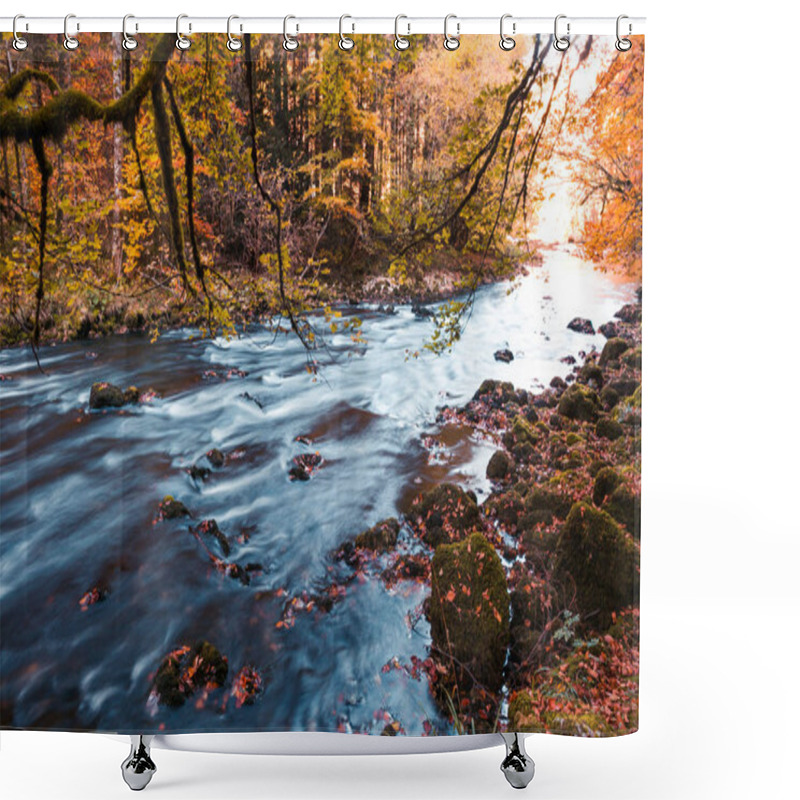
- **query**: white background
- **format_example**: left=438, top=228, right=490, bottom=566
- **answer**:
left=2, top=1, right=799, bottom=798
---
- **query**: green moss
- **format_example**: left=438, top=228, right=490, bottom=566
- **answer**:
left=599, top=337, right=630, bottom=365
left=524, top=488, right=572, bottom=520
left=593, top=467, right=622, bottom=506
left=555, top=502, right=639, bottom=631
left=411, top=483, right=481, bottom=547
left=579, top=362, right=604, bottom=389
left=512, top=415, right=540, bottom=448
left=473, top=379, right=516, bottom=405
left=354, top=518, right=400, bottom=552
left=541, top=710, right=611, bottom=737
left=507, top=690, right=544, bottom=732
left=600, top=385, right=619, bottom=409
left=484, top=492, right=525, bottom=529
left=565, top=432, right=584, bottom=446
left=595, top=417, right=624, bottom=441
left=89, top=381, right=125, bottom=409
left=486, top=450, right=512, bottom=480
left=622, top=347, right=642, bottom=370
left=603, top=485, right=641, bottom=539
left=429, top=532, right=510, bottom=693
left=557, top=384, right=601, bottom=423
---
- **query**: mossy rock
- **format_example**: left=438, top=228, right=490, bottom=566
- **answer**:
left=622, top=347, right=642, bottom=370
left=509, top=576, right=552, bottom=672
left=593, top=467, right=622, bottom=506
left=588, top=459, right=611, bottom=478
left=565, top=432, right=584, bottom=447
left=595, top=417, right=624, bottom=441
left=627, top=385, right=642, bottom=408
left=608, top=378, right=639, bottom=398
left=541, top=710, right=611, bottom=737
left=555, top=502, right=639, bottom=631
left=603, top=485, right=641, bottom=540
left=484, top=492, right=525, bottom=529
left=548, top=413, right=566, bottom=430
left=578, top=362, right=604, bottom=389
left=486, top=450, right=512, bottom=481
left=512, top=415, right=540, bottom=448
left=524, top=488, right=572, bottom=521
left=599, top=337, right=630, bottom=366
left=428, top=532, right=510, bottom=693
left=473, top=379, right=517, bottom=407
left=153, top=641, right=229, bottom=708
left=411, top=483, right=481, bottom=547
left=160, top=495, right=190, bottom=520
left=512, top=442, right=536, bottom=463
left=354, top=518, right=401, bottom=552
left=123, top=386, right=140, bottom=404
left=557, top=384, right=601, bottom=423
left=89, top=382, right=126, bottom=409
left=600, top=385, right=620, bottom=409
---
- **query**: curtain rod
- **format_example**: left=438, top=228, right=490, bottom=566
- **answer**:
left=0, top=16, right=646, bottom=37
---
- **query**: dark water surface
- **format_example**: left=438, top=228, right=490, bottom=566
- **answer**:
left=0, top=248, right=635, bottom=734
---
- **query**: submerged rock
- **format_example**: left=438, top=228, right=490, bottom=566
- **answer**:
left=567, top=317, right=595, bottom=335
left=494, top=348, right=514, bottom=363
left=192, top=519, right=231, bottom=557
left=428, top=532, right=510, bottom=693
left=354, top=518, right=401, bottom=552
left=555, top=503, right=639, bottom=631
left=231, top=666, right=264, bottom=708
left=410, top=483, right=481, bottom=547
left=207, top=448, right=225, bottom=468
left=152, top=641, right=229, bottom=708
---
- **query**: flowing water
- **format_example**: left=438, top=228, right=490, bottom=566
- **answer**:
left=0, top=247, right=635, bottom=734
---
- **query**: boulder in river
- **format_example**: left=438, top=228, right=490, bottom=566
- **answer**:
left=89, top=381, right=139, bottom=409
left=615, top=304, right=641, bottom=324
left=428, top=532, right=510, bottom=694
left=555, top=502, right=639, bottom=631
left=494, top=348, right=514, bottom=363
left=354, top=518, right=401, bottom=552
left=159, top=495, right=191, bottom=520
left=410, top=483, right=481, bottom=547
left=567, top=317, right=595, bottom=335
left=192, top=519, right=231, bottom=557
left=598, top=321, right=619, bottom=339
left=207, top=448, right=225, bottom=468
left=486, top=450, right=512, bottom=481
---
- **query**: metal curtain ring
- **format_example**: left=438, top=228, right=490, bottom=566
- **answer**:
left=176, top=14, right=191, bottom=50
left=339, top=15, right=354, bottom=51
left=554, top=14, right=570, bottom=51
left=283, top=15, right=299, bottom=51
left=64, top=13, right=79, bottom=51
left=443, top=14, right=460, bottom=51
left=499, top=14, right=516, bottom=50
left=227, top=15, right=242, bottom=52
left=122, top=15, right=138, bottom=51
left=394, top=15, right=410, bottom=51
left=12, top=15, right=28, bottom=51
left=616, top=14, right=632, bottom=51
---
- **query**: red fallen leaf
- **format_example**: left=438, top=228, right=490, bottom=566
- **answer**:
left=445, top=589, right=456, bottom=602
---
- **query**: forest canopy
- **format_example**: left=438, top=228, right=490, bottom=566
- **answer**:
left=0, top=33, right=643, bottom=355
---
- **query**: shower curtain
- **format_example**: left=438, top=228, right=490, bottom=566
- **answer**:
left=0, top=31, right=642, bottom=738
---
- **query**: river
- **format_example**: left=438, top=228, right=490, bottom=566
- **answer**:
left=0, top=246, right=635, bottom=735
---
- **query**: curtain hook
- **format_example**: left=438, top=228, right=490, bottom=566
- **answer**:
left=616, top=15, right=632, bottom=51
left=394, top=15, right=410, bottom=51
left=122, top=15, right=138, bottom=51
left=12, top=15, right=28, bottom=51
left=554, top=14, right=570, bottom=51
left=499, top=14, right=516, bottom=51
left=64, top=13, right=79, bottom=51
left=339, top=15, right=354, bottom=51
left=283, top=15, right=299, bottom=51
left=176, top=14, right=191, bottom=51
left=227, top=15, right=243, bottom=52
left=443, top=14, right=460, bottom=51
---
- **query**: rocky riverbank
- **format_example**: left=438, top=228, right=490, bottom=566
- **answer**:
left=336, top=291, right=642, bottom=735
